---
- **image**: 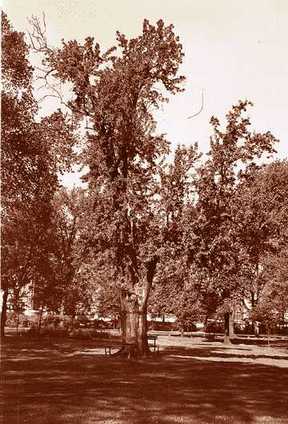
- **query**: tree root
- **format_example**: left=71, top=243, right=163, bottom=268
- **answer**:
left=112, top=344, right=152, bottom=359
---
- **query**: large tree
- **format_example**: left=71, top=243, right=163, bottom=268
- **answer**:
left=1, top=12, right=40, bottom=336
left=32, top=18, right=185, bottom=356
left=39, top=188, right=91, bottom=321
left=186, top=101, right=278, bottom=344
left=1, top=13, right=76, bottom=336
left=233, top=160, right=288, bottom=329
left=149, top=145, right=202, bottom=331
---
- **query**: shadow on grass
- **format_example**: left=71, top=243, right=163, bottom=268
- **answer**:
left=1, top=337, right=288, bottom=424
left=162, top=344, right=288, bottom=362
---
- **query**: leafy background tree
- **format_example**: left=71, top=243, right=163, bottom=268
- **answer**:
left=184, top=101, right=278, bottom=344
left=1, top=12, right=76, bottom=336
left=235, top=161, right=288, bottom=332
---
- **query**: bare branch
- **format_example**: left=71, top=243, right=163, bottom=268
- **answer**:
left=187, top=89, right=205, bottom=120
left=42, top=12, right=47, bottom=34
left=37, top=82, right=73, bottom=112
left=27, top=16, right=74, bottom=112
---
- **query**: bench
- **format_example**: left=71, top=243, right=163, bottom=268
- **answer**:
left=104, top=342, right=136, bottom=356
left=148, top=335, right=159, bottom=353
left=104, top=345, right=115, bottom=355
left=104, top=336, right=159, bottom=355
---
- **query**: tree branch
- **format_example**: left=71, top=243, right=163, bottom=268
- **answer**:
left=187, top=89, right=205, bottom=120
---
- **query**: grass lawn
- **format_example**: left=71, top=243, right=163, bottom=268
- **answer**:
left=1, top=335, right=288, bottom=424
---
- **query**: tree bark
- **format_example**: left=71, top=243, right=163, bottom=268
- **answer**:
left=204, top=315, right=209, bottom=333
left=1, top=287, right=9, bottom=338
left=223, top=311, right=234, bottom=345
left=117, top=289, right=150, bottom=358
left=229, top=310, right=234, bottom=338
left=38, top=306, right=44, bottom=333
left=16, top=310, right=20, bottom=336
left=117, top=257, right=158, bottom=358
left=137, top=308, right=149, bottom=354
left=267, top=326, right=270, bottom=346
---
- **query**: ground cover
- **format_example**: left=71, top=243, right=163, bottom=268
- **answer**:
left=1, top=335, right=288, bottom=424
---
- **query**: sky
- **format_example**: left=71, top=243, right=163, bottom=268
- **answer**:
left=3, top=0, right=288, bottom=187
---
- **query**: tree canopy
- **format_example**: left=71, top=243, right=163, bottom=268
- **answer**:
left=2, top=13, right=288, bottom=352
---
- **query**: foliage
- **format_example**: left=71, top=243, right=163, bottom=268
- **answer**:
left=185, top=101, right=278, bottom=318
left=3, top=12, right=288, bottom=347
left=1, top=13, right=77, bottom=336
left=229, top=160, right=288, bottom=325
left=252, top=245, right=288, bottom=330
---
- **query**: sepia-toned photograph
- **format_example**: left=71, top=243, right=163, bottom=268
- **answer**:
left=1, top=1, right=288, bottom=423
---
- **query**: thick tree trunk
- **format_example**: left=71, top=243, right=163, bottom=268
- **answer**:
left=117, top=290, right=150, bottom=358
left=1, top=287, right=9, bottom=338
left=223, top=311, right=234, bottom=345
left=117, top=257, right=158, bottom=358
left=137, top=309, right=149, bottom=354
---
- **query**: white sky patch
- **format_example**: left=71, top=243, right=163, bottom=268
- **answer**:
left=4, top=0, right=288, bottom=188
left=59, top=165, right=89, bottom=189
